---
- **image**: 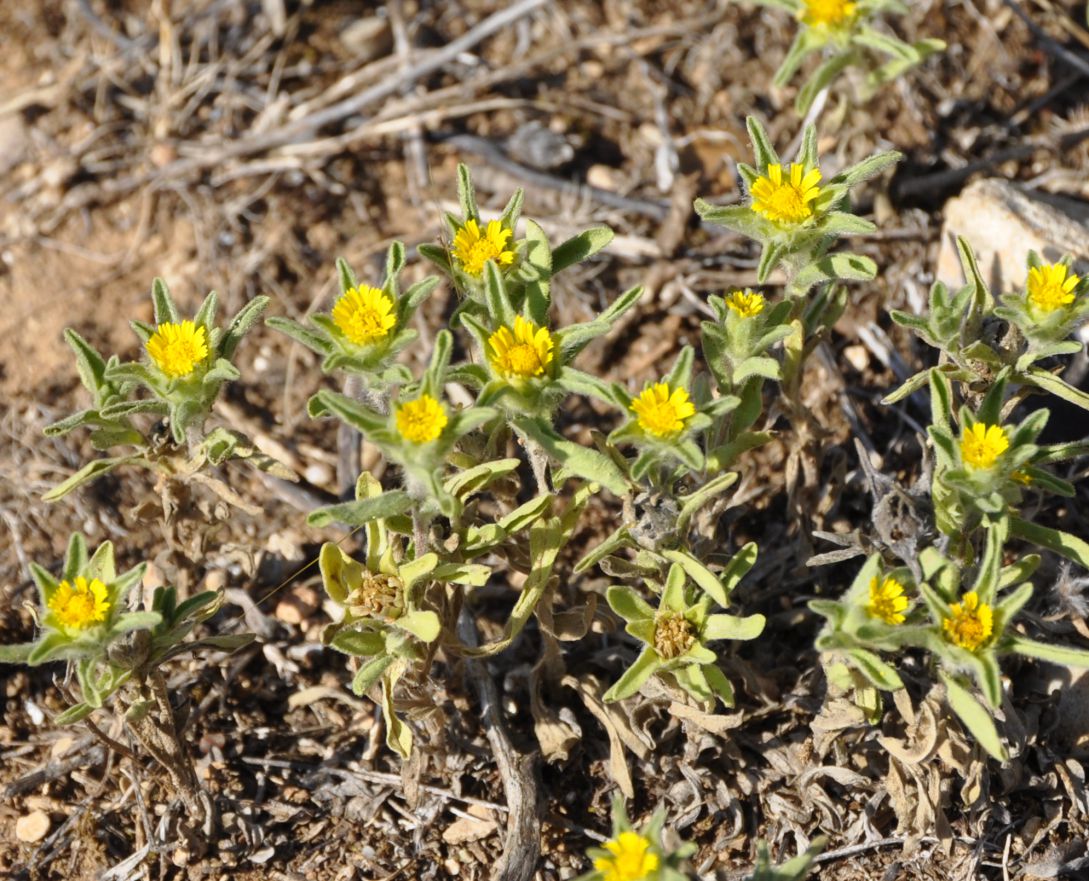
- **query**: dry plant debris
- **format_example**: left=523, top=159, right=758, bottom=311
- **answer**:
left=3, top=2, right=1089, bottom=881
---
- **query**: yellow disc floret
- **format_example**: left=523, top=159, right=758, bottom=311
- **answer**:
left=146, top=321, right=209, bottom=378
left=750, top=163, right=822, bottom=225
left=452, top=219, right=516, bottom=277
left=1027, top=263, right=1078, bottom=313
left=593, top=830, right=660, bottom=881
left=800, top=0, right=858, bottom=28
left=47, top=576, right=111, bottom=632
left=488, top=316, right=554, bottom=379
left=395, top=395, right=448, bottom=444
left=942, top=591, right=994, bottom=652
left=725, top=289, right=766, bottom=319
left=866, top=576, right=909, bottom=625
left=630, top=383, right=696, bottom=439
left=331, top=285, right=397, bottom=346
left=960, top=423, right=1009, bottom=470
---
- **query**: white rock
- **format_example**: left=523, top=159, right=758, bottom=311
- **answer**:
left=936, top=179, right=1089, bottom=292
left=16, top=811, right=50, bottom=843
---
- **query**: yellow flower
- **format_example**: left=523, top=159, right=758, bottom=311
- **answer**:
left=1027, top=263, right=1078, bottom=313
left=724, top=289, right=765, bottom=319
left=866, top=576, right=909, bottom=625
left=593, top=830, right=660, bottom=881
left=630, top=383, right=696, bottom=438
left=959, top=423, right=1009, bottom=470
left=146, top=321, right=209, bottom=378
left=942, top=591, right=994, bottom=652
left=47, top=576, right=110, bottom=632
left=800, top=0, right=858, bottom=28
left=750, top=163, right=822, bottom=225
left=452, top=219, right=516, bottom=277
left=395, top=395, right=448, bottom=444
left=331, top=285, right=397, bottom=346
left=488, top=316, right=554, bottom=379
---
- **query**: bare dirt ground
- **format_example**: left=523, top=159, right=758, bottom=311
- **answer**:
left=3, top=1, right=1089, bottom=879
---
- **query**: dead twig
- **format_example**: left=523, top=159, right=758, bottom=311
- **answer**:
left=457, top=607, right=541, bottom=881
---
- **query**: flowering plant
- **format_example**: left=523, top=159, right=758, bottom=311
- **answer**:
left=42, top=279, right=273, bottom=500
left=745, top=0, right=944, bottom=113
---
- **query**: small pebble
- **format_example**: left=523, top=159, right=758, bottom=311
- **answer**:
left=15, top=811, right=50, bottom=843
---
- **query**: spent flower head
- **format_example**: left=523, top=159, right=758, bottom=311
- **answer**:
left=603, top=554, right=763, bottom=706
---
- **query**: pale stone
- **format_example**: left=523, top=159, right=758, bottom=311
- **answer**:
left=936, top=179, right=1089, bottom=292
left=15, top=811, right=50, bottom=843
left=441, top=814, right=498, bottom=845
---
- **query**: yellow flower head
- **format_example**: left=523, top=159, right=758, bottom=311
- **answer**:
left=146, top=321, right=209, bottom=378
left=866, top=576, right=909, bottom=625
left=452, top=219, right=516, bottom=277
left=942, top=591, right=994, bottom=652
left=725, top=289, right=766, bottom=319
left=630, top=383, right=696, bottom=439
left=488, top=316, right=554, bottom=380
left=395, top=395, right=448, bottom=445
left=960, top=423, right=1009, bottom=470
left=800, top=0, right=858, bottom=28
left=1012, top=469, right=1033, bottom=486
left=593, top=830, right=660, bottom=881
left=47, top=576, right=111, bottom=632
left=331, top=285, right=397, bottom=346
left=1027, top=263, right=1079, bottom=313
left=750, top=163, right=822, bottom=225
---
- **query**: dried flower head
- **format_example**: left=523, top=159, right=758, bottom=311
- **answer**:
left=751, top=163, right=822, bottom=226
left=866, top=576, right=909, bottom=625
left=452, top=219, right=516, bottom=277
left=1027, top=263, right=1079, bottom=314
left=347, top=572, right=404, bottom=621
left=654, top=612, right=696, bottom=660
left=488, top=316, right=554, bottom=379
left=331, top=286, right=397, bottom=346
left=724, top=289, right=766, bottom=318
left=593, top=830, right=660, bottom=881
left=630, top=383, right=696, bottom=439
left=47, top=576, right=110, bottom=632
left=960, top=423, right=1009, bottom=470
left=942, top=591, right=994, bottom=652
left=146, top=321, right=209, bottom=378
left=800, top=0, right=858, bottom=28
left=395, top=395, right=448, bottom=444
